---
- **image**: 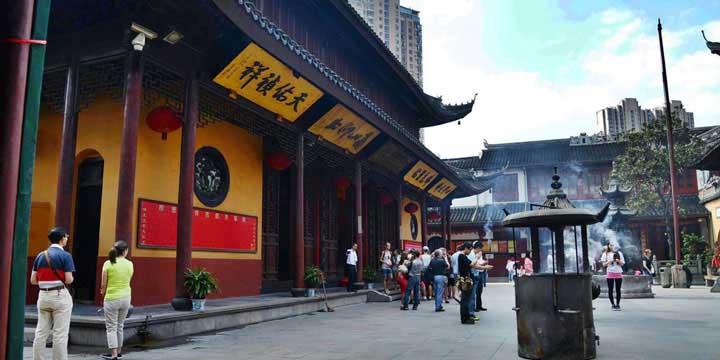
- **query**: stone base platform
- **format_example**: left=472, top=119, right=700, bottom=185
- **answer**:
left=592, top=275, right=655, bottom=298
left=24, top=288, right=370, bottom=347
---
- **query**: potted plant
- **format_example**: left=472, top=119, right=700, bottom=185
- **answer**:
left=184, top=267, right=219, bottom=311
left=363, top=268, right=378, bottom=289
left=304, top=266, right=323, bottom=297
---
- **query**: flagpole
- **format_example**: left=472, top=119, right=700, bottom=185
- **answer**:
left=657, top=18, right=682, bottom=264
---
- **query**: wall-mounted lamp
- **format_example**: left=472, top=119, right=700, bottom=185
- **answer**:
left=163, top=30, right=184, bottom=44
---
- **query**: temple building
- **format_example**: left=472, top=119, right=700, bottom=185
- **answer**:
left=7, top=0, right=493, bottom=309
left=695, top=126, right=720, bottom=250
left=429, top=130, right=713, bottom=276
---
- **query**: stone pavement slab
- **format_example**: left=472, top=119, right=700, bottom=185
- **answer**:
left=26, top=284, right=720, bottom=359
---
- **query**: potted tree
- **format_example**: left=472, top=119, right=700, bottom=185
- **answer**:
left=363, top=268, right=378, bottom=289
left=184, top=267, right=219, bottom=311
left=304, top=266, right=323, bottom=297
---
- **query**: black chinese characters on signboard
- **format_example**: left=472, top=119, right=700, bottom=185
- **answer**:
left=194, top=147, right=229, bottom=207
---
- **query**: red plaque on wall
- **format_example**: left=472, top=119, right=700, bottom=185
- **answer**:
left=137, top=199, right=257, bottom=252
left=402, top=240, right=422, bottom=252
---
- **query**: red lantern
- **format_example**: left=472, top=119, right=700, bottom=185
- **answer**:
left=146, top=106, right=182, bottom=140
left=428, top=210, right=441, bottom=222
left=379, top=193, right=393, bottom=206
left=266, top=151, right=292, bottom=171
left=404, top=202, right=419, bottom=214
left=334, top=176, right=351, bottom=201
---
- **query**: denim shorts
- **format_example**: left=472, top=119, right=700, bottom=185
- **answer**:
left=382, top=268, right=392, bottom=277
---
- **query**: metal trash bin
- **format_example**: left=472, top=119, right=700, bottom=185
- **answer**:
left=660, top=267, right=671, bottom=288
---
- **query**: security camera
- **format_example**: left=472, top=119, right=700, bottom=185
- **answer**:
left=130, top=22, right=157, bottom=51
left=132, top=33, right=146, bottom=51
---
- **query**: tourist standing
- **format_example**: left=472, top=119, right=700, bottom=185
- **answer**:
left=392, top=249, right=402, bottom=281
left=31, top=227, right=75, bottom=360
left=506, top=258, right=516, bottom=283
left=429, top=250, right=449, bottom=312
left=601, top=243, right=625, bottom=310
left=642, top=249, right=654, bottom=285
left=450, top=245, right=461, bottom=299
left=397, top=252, right=409, bottom=304
left=401, top=250, right=424, bottom=310
left=100, top=241, right=134, bottom=360
left=469, top=241, right=492, bottom=318
left=346, top=243, right=359, bottom=292
left=523, top=253, right=534, bottom=276
left=420, top=246, right=432, bottom=300
left=441, top=248, right=451, bottom=304
left=457, top=243, right=475, bottom=324
left=380, top=242, right=393, bottom=294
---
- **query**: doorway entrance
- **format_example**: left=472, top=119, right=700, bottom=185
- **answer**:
left=72, top=156, right=104, bottom=303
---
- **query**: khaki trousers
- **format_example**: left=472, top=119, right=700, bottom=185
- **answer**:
left=33, top=288, right=73, bottom=360
left=104, top=296, right=131, bottom=349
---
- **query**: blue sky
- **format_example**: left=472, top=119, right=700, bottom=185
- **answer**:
left=402, top=0, right=720, bottom=158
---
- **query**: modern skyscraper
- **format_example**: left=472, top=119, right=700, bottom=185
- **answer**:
left=597, top=98, right=695, bottom=137
left=348, top=0, right=423, bottom=86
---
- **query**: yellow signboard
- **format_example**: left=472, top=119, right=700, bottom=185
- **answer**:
left=427, top=178, right=458, bottom=199
left=213, top=43, right=324, bottom=122
left=308, top=104, right=380, bottom=154
left=403, top=161, right=438, bottom=190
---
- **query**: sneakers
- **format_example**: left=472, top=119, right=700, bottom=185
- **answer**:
left=461, top=319, right=476, bottom=325
left=412, top=306, right=418, bottom=310
left=101, top=354, right=122, bottom=360
left=611, top=304, right=622, bottom=311
left=400, top=305, right=409, bottom=311
left=471, top=316, right=480, bottom=321
left=476, top=307, right=488, bottom=312
left=435, top=307, right=445, bottom=312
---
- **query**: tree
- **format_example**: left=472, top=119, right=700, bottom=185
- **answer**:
left=614, top=117, right=705, bottom=259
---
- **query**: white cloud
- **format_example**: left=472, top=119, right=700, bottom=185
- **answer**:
left=415, top=5, right=720, bottom=159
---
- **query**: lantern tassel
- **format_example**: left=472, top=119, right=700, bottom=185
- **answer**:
left=162, top=132, right=167, bottom=140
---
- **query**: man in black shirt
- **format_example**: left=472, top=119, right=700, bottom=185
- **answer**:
left=457, top=242, right=474, bottom=324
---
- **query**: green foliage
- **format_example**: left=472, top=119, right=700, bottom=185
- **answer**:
left=303, top=266, right=324, bottom=288
left=681, top=232, right=712, bottom=268
left=362, top=267, right=377, bottom=283
left=183, top=267, right=219, bottom=299
left=614, top=117, right=705, bottom=251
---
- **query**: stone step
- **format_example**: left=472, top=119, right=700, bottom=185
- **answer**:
left=366, top=289, right=402, bottom=302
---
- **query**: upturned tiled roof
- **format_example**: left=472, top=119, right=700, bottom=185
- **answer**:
left=446, top=139, right=626, bottom=170
left=429, top=195, right=706, bottom=226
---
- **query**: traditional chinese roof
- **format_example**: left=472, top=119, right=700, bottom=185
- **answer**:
left=449, top=163, right=507, bottom=195
left=429, top=194, right=707, bottom=227
left=221, top=0, right=485, bottom=198
left=693, top=126, right=720, bottom=170
left=702, top=30, right=720, bottom=56
left=446, top=138, right=627, bottom=170
left=419, top=94, right=477, bottom=127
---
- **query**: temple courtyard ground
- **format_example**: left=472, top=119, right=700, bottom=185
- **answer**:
left=26, top=284, right=719, bottom=359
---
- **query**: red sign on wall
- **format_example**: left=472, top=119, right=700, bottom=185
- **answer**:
left=137, top=199, right=257, bottom=252
left=403, top=240, right=422, bottom=252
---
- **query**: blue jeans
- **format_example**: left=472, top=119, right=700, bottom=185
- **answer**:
left=403, top=276, right=421, bottom=307
left=433, top=275, right=446, bottom=310
left=508, top=272, right=514, bottom=282
left=469, top=273, right=480, bottom=316
left=642, top=269, right=654, bottom=285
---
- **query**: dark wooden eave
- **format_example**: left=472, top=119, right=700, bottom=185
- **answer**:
left=211, top=0, right=481, bottom=198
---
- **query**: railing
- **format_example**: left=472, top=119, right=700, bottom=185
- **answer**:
left=653, top=256, right=705, bottom=277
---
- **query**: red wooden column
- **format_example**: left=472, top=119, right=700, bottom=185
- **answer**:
left=420, top=195, right=428, bottom=248
left=440, top=203, right=448, bottom=249
left=171, top=78, right=198, bottom=311
left=446, top=202, right=453, bottom=248
left=354, top=162, right=363, bottom=282
left=54, top=58, right=80, bottom=229
left=396, top=183, right=403, bottom=250
left=115, top=50, right=143, bottom=243
left=293, top=133, right=305, bottom=290
left=0, top=1, right=34, bottom=356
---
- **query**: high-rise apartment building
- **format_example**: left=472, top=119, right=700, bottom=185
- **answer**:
left=597, top=98, right=695, bottom=137
left=348, top=0, right=423, bottom=86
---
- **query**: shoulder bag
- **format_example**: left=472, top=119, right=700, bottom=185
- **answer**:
left=44, top=250, right=75, bottom=296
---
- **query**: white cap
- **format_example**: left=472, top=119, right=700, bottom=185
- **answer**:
left=422, top=246, right=429, bottom=251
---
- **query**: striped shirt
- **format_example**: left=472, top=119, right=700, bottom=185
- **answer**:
left=32, top=244, right=75, bottom=289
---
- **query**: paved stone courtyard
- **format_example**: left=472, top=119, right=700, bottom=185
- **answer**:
left=26, top=284, right=720, bottom=359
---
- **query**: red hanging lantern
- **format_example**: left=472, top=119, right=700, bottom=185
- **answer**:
left=146, top=106, right=182, bottom=140
left=334, top=176, right=351, bottom=201
left=404, top=202, right=419, bottom=214
left=428, top=210, right=441, bottom=222
left=266, top=151, right=292, bottom=171
left=379, top=193, right=393, bottom=206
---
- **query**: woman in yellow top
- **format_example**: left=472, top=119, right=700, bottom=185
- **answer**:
left=100, top=241, right=134, bottom=360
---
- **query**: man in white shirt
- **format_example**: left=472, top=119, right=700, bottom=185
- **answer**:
left=450, top=246, right=461, bottom=299
left=420, top=246, right=432, bottom=300
left=346, top=243, right=358, bottom=292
